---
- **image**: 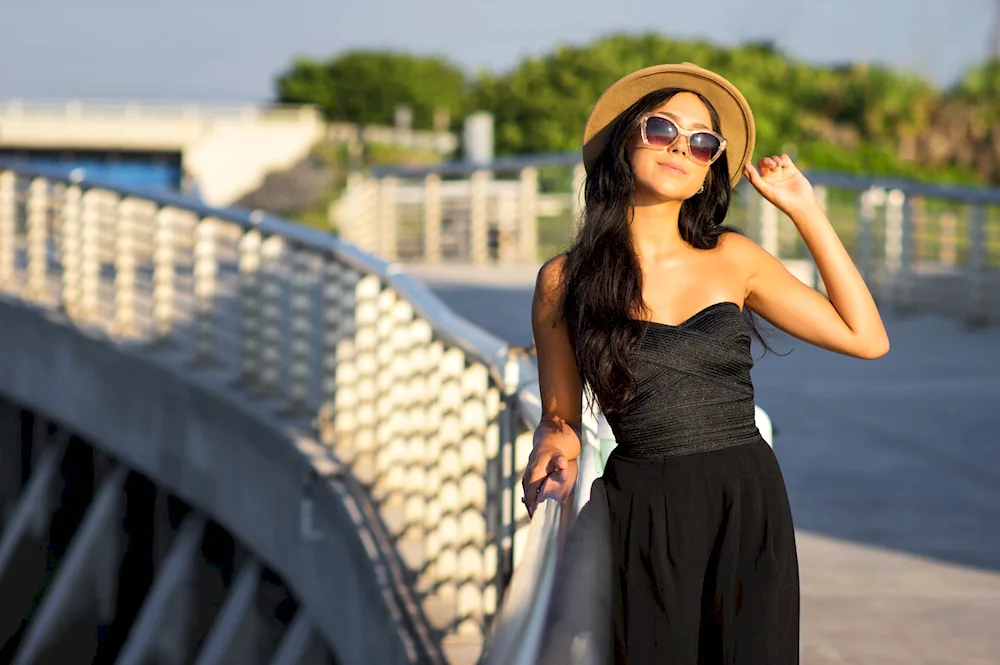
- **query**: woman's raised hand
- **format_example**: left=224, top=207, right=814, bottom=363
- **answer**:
left=743, top=154, right=820, bottom=218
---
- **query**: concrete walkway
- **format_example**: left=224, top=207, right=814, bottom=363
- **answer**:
left=410, top=263, right=1000, bottom=664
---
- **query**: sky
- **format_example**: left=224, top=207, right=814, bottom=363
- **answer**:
left=0, top=0, right=996, bottom=104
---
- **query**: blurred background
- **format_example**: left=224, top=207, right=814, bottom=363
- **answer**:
left=0, top=1, right=998, bottom=664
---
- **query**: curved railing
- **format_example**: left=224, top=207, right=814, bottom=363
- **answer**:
left=479, top=383, right=607, bottom=665
left=0, top=158, right=525, bottom=663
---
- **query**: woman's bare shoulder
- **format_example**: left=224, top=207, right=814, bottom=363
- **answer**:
left=535, top=253, right=569, bottom=303
left=717, top=231, right=768, bottom=274
left=717, top=229, right=762, bottom=257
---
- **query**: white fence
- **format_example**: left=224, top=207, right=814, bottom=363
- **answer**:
left=334, top=154, right=1000, bottom=328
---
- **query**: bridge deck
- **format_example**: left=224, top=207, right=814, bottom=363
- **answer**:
left=411, top=263, right=1000, bottom=665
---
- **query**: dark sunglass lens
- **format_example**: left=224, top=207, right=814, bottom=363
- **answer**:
left=644, top=116, right=678, bottom=147
left=689, top=132, right=721, bottom=164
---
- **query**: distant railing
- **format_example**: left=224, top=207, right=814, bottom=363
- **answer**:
left=327, top=123, right=459, bottom=155
left=333, top=153, right=1000, bottom=327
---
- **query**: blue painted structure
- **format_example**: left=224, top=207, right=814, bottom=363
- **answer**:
left=0, top=148, right=183, bottom=193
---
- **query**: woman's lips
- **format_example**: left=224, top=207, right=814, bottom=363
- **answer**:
left=657, top=162, right=687, bottom=175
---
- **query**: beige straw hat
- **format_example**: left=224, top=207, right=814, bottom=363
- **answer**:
left=582, top=62, right=756, bottom=188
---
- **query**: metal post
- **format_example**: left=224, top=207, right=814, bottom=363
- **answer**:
left=967, top=204, right=987, bottom=327
left=495, top=350, right=522, bottom=594
left=80, top=189, right=103, bottom=320
left=153, top=206, right=176, bottom=344
left=0, top=171, right=15, bottom=293
left=894, top=190, right=915, bottom=313
left=236, top=229, right=263, bottom=386
left=470, top=170, right=490, bottom=265
left=810, top=185, right=827, bottom=290
left=424, top=174, right=442, bottom=264
left=286, top=248, right=313, bottom=413
left=759, top=198, right=779, bottom=257
left=25, top=177, right=49, bottom=303
left=60, top=185, right=83, bottom=317
left=518, top=168, right=539, bottom=265
left=378, top=177, right=398, bottom=261
left=884, top=189, right=905, bottom=311
left=317, top=260, right=356, bottom=444
left=192, top=217, right=218, bottom=363
left=113, top=197, right=138, bottom=335
left=257, top=235, right=285, bottom=395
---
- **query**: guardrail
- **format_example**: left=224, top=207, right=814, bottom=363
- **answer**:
left=0, top=158, right=519, bottom=663
left=333, top=153, right=1000, bottom=328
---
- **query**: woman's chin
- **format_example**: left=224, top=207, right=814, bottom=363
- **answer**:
left=634, top=182, right=695, bottom=206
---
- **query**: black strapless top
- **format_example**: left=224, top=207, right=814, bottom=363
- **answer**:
left=606, top=301, right=763, bottom=459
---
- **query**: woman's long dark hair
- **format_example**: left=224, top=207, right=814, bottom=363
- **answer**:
left=562, top=88, right=770, bottom=414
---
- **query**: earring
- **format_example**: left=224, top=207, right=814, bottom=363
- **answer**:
left=698, top=184, right=705, bottom=194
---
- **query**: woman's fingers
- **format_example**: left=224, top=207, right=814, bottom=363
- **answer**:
left=754, top=154, right=798, bottom=179
left=547, top=453, right=568, bottom=475
left=521, top=451, right=551, bottom=494
left=756, top=155, right=792, bottom=176
left=523, top=457, right=563, bottom=518
left=523, top=452, right=581, bottom=518
left=523, top=475, right=548, bottom=518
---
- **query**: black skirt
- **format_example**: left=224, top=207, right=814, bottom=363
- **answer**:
left=603, top=439, right=800, bottom=664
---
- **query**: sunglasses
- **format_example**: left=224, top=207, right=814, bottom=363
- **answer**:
left=638, top=113, right=727, bottom=167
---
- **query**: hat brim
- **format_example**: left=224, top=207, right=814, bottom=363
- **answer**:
left=582, top=63, right=755, bottom=189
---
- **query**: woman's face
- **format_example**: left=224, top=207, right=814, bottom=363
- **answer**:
left=628, top=92, right=716, bottom=203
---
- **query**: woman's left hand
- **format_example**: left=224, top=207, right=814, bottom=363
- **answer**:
left=744, top=155, right=819, bottom=218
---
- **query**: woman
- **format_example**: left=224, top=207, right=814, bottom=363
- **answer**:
left=521, top=63, right=889, bottom=663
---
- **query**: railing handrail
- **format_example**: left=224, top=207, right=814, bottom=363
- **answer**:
left=0, top=157, right=510, bottom=384
left=370, top=151, right=1000, bottom=204
left=371, top=153, right=584, bottom=178
left=480, top=431, right=605, bottom=665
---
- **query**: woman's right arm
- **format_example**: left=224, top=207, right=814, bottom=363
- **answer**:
left=522, top=255, right=583, bottom=517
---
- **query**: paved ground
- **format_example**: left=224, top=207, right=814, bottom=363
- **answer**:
left=411, top=262, right=1000, bottom=664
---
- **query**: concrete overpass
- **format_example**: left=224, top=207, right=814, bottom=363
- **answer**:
left=0, top=100, right=458, bottom=207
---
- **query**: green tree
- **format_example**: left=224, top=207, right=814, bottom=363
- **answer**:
left=952, top=58, right=1000, bottom=99
left=466, top=33, right=988, bottom=183
left=950, top=58, right=1000, bottom=124
left=273, top=37, right=997, bottom=184
left=276, top=50, right=468, bottom=128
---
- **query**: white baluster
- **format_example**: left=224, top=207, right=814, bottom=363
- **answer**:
left=192, top=217, right=218, bottom=363
left=25, top=177, right=49, bottom=302
left=0, top=172, right=16, bottom=292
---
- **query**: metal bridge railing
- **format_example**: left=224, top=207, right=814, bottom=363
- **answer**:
left=0, top=158, right=553, bottom=663
left=334, top=154, right=1000, bottom=328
